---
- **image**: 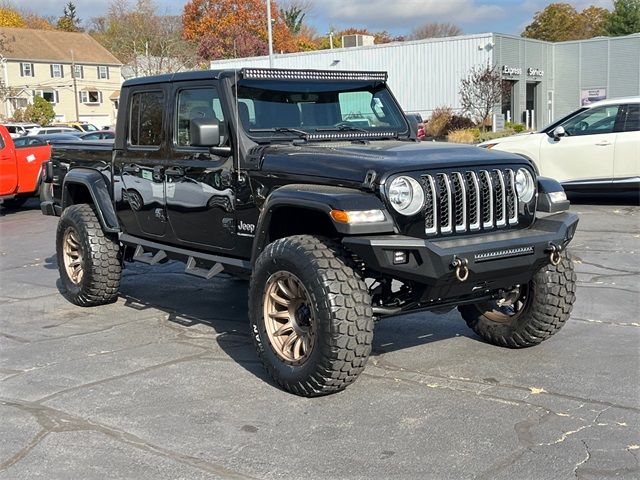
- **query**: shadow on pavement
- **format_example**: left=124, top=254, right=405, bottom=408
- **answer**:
left=567, top=190, right=639, bottom=206
left=43, top=258, right=474, bottom=388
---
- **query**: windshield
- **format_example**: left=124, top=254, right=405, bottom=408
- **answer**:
left=235, top=79, right=408, bottom=139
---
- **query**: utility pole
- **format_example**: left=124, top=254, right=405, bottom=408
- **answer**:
left=329, top=30, right=334, bottom=49
left=266, top=0, right=274, bottom=67
left=71, top=50, right=79, bottom=122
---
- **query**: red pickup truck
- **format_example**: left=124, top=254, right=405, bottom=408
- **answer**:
left=0, top=125, right=51, bottom=207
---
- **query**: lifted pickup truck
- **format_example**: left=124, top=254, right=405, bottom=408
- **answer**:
left=0, top=125, right=51, bottom=207
left=41, top=68, right=578, bottom=396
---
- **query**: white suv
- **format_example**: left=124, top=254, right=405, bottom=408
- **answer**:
left=26, top=126, right=79, bottom=136
left=3, top=123, right=40, bottom=138
left=479, top=97, right=639, bottom=190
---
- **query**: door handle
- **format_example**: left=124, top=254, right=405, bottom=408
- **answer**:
left=595, top=141, right=612, bottom=146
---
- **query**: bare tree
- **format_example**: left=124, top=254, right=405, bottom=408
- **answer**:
left=90, top=0, right=199, bottom=78
left=409, top=22, right=462, bottom=40
left=459, top=63, right=504, bottom=130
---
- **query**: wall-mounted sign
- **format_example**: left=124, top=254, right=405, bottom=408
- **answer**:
left=502, top=65, right=522, bottom=76
left=581, top=88, right=606, bottom=106
left=527, top=67, right=544, bottom=77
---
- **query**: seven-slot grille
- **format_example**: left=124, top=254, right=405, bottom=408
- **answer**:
left=421, top=169, right=520, bottom=236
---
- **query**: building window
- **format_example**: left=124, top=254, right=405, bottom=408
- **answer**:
left=20, top=63, right=34, bottom=77
left=50, top=64, right=64, bottom=78
left=97, top=65, right=109, bottom=79
left=80, top=90, right=102, bottom=104
left=33, top=90, right=59, bottom=104
left=73, top=65, right=84, bottom=79
left=129, top=91, right=164, bottom=146
left=9, top=97, right=29, bottom=110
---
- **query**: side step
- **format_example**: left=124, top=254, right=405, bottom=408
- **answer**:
left=133, top=245, right=167, bottom=265
left=120, top=233, right=251, bottom=280
left=185, top=257, right=224, bottom=280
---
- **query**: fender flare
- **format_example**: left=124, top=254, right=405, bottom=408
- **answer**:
left=62, top=168, right=120, bottom=233
left=251, top=184, right=395, bottom=262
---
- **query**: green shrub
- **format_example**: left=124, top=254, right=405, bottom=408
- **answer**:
left=505, top=121, right=526, bottom=133
left=24, top=96, right=55, bottom=126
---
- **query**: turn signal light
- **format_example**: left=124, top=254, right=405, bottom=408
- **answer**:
left=330, top=209, right=386, bottom=224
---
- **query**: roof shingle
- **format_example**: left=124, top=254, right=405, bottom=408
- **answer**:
left=0, top=27, right=122, bottom=65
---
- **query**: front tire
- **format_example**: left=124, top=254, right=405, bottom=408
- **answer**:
left=56, top=204, right=122, bottom=306
left=249, top=235, right=374, bottom=397
left=459, top=251, right=576, bottom=348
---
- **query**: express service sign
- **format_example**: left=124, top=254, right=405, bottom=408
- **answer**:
left=581, top=88, right=607, bottom=106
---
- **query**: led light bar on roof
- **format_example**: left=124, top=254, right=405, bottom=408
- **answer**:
left=241, top=68, right=388, bottom=82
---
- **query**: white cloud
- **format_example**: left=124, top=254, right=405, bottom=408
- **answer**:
left=315, top=0, right=505, bottom=30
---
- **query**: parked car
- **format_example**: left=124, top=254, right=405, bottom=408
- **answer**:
left=3, top=122, right=40, bottom=138
left=27, top=126, right=79, bottom=136
left=33, top=134, right=84, bottom=144
left=479, top=97, right=639, bottom=190
left=73, top=130, right=116, bottom=141
left=54, top=122, right=100, bottom=132
left=41, top=68, right=578, bottom=397
left=0, top=125, right=51, bottom=207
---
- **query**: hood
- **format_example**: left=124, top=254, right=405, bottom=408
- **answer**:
left=478, top=131, right=544, bottom=146
left=259, top=140, right=531, bottom=183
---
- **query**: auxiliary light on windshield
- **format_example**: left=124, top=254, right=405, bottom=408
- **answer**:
left=241, top=68, right=388, bottom=82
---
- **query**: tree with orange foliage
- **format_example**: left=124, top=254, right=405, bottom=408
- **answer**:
left=182, top=0, right=296, bottom=60
left=0, top=8, right=26, bottom=27
left=24, top=14, right=55, bottom=30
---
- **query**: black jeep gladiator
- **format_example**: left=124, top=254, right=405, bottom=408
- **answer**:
left=41, top=68, right=578, bottom=397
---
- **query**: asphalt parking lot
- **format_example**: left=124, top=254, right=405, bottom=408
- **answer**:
left=1, top=195, right=638, bottom=480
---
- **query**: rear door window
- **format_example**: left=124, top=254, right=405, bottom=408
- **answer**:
left=129, top=90, right=164, bottom=147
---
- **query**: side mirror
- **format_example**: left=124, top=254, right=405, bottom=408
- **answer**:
left=551, top=126, right=566, bottom=140
left=190, top=117, right=225, bottom=147
left=405, top=115, right=419, bottom=139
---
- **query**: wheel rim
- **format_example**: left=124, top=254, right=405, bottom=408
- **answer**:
left=62, top=228, right=84, bottom=285
left=263, top=271, right=316, bottom=364
left=476, top=284, right=531, bottom=323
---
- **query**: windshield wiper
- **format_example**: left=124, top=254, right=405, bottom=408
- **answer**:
left=249, top=127, right=309, bottom=140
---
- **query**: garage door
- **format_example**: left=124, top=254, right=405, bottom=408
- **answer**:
left=79, top=115, right=112, bottom=129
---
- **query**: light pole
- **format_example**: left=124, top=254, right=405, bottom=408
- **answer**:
left=266, top=0, right=274, bottom=67
left=71, top=49, right=79, bottom=122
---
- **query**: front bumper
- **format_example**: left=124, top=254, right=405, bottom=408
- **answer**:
left=343, top=212, right=579, bottom=301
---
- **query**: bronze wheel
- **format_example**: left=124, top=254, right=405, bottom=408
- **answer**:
left=263, top=271, right=316, bottom=364
left=459, top=251, right=576, bottom=348
left=56, top=204, right=122, bottom=306
left=62, top=227, right=84, bottom=285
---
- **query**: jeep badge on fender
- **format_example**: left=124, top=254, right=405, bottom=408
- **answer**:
left=41, top=68, right=578, bottom=397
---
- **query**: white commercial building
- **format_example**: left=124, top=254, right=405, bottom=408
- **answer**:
left=212, top=32, right=640, bottom=130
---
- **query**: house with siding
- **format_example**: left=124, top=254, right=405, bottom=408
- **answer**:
left=0, top=27, right=122, bottom=127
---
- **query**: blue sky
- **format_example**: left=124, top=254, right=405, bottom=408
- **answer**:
left=26, top=0, right=614, bottom=37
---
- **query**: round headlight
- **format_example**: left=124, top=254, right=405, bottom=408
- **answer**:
left=388, top=176, right=424, bottom=216
left=515, top=168, right=535, bottom=203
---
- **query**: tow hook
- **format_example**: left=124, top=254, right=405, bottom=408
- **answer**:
left=546, top=243, right=562, bottom=266
left=451, top=256, right=469, bottom=282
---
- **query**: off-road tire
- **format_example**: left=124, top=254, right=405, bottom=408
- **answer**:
left=460, top=251, right=576, bottom=348
left=249, top=235, right=374, bottom=397
left=56, top=204, right=121, bottom=306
